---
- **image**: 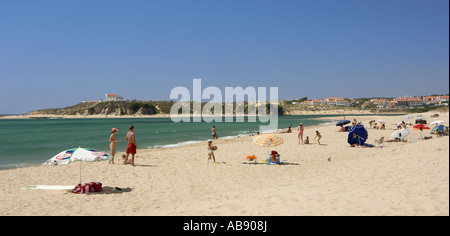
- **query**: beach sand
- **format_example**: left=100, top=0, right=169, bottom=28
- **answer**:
left=0, top=111, right=448, bottom=216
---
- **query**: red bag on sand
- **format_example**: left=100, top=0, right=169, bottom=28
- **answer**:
left=72, top=182, right=102, bottom=194
left=90, top=182, right=103, bottom=192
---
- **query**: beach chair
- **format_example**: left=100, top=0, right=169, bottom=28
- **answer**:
left=375, top=137, right=385, bottom=148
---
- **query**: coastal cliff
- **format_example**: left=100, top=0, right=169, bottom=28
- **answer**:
left=28, top=101, right=285, bottom=116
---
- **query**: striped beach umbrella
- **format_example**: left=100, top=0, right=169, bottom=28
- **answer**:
left=253, top=134, right=284, bottom=147
left=253, top=134, right=284, bottom=163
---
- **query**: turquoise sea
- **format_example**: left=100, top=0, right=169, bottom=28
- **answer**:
left=0, top=114, right=389, bottom=170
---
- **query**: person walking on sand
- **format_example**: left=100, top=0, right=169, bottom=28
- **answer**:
left=314, top=130, right=322, bottom=145
left=207, top=139, right=216, bottom=163
left=298, top=123, right=304, bottom=144
left=125, top=125, right=137, bottom=166
left=211, top=126, right=218, bottom=140
left=109, top=128, right=119, bottom=164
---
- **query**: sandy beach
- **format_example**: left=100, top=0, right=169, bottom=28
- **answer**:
left=0, top=111, right=448, bottom=216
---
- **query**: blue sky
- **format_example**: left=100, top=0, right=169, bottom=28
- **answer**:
left=0, top=0, right=449, bottom=114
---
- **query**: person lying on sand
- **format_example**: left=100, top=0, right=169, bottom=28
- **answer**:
left=386, top=138, right=408, bottom=143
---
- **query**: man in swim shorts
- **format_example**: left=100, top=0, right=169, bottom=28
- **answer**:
left=211, top=126, right=218, bottom=140
left=125, top=125, right=137, bottom=166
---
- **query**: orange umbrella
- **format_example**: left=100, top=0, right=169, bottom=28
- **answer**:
left=413, top=124, right=430, bottom=130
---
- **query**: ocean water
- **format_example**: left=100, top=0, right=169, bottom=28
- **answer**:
left=0, top=115, right=359, bottom=170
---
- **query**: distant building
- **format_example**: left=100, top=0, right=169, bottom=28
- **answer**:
left=105, top=94, right=124, bottom=101
left=395, top=97, right=424, bottom=107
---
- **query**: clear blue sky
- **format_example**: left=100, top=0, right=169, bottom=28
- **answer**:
left=1, top=0, right=448, bottom=114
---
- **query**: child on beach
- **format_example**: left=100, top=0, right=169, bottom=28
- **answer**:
left=207, top=140, right=216, bottom=163
left=304, top=136, right=310, bottom=144
left=122, top=154, right=133, bottom=165
left=314, top=130, right=322, bottom=145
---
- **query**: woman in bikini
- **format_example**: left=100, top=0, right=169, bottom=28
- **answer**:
left=109, top=128, right=119, bottom=164
left=298, top=123, right=304, bottom=145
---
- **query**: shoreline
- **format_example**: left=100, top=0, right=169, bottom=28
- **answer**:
left=0, top=112, right=399, bottom=172
left=0, top=116, right=333, bottom=172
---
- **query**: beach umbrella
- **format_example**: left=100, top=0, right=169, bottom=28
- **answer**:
left=403, top=115, right=413, bottom=119
left=431, top=125, right=449, bottom=135
left=347, top=124, right=368, bottom=145
left=253, top=134, right=284, bottom=147
left=47, top=147, right=112, bottom=183
left=253, top=134, right=284, bottom=160
left=336, top=120, right=350, bottom=126
left=430, top=120, right=445, bottom=126
left=390, top=129, right=410, bottom=140
left=413, top=124, right=430, bottom=130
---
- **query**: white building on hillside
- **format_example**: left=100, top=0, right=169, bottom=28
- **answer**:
left=105, top=94, right=124, bottom=101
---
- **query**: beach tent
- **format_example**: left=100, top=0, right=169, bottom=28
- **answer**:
left=431, top=125, right=449, bottom=135
left=347, top=124, right=368, bottom=145
left=431, top=114, right=439, bottom=117
left=390, top=129, right=410, bottom=140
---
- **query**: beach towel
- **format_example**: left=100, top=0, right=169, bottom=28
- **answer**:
left=72, top=182, right=103, bottom=194
left=22, top=185, right=75, bottom=190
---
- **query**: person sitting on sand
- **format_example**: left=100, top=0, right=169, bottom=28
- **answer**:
left=122, top=154, right=133, bottom=164
left=304, top=136, right=310, bottom=144
left=207, top=139, right=216, bottom=163
left=269, top=151, right=280, bottom=164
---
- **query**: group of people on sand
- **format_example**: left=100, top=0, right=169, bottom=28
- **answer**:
left=297, top=123, right=322, bottom=145
left=109, top=125, right=137, bottom=166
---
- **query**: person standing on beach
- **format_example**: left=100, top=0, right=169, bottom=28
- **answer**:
left=298, top=123, right=304, bottom=144
left=314, top=130, right=322, bottom=145
left=207, top=139, right=216, bottom=163
left=109, top=128, right=119, bottom=164
left=211, top=126, right=218, bottom=140
left=125, top=125, right=137, bottom=166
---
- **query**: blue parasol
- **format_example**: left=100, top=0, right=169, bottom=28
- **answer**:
left=348, top=124, right=368, bottom=145
left=336, top=120, right=351, bottom=126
